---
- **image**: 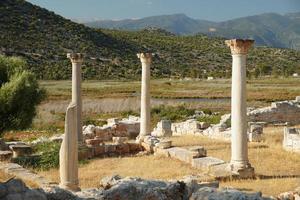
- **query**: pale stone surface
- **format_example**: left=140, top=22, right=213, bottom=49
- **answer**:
left=59, top=103, right=80, bottom=191
left=112, top=137, right=128, bottom=144
left=167, top=147, right=205, bottom=164
left=9, top=145, right=31, bottom=158
left=283, top=127, right=300, bottom=152
left=155, top=139, right=172, bottom=149
left=151, top=120, right=172, bottom=137
left=188, top=146, right=207, bottom=157
left=67, top=53, right=84, bottom=143
left=192, top=157, right=225, bottom=169
left=248, top=123, right=263, bottom=142
left=137, top=53, right=152, bottom=137
left=248, top=99, right=300, bottom=125
left=226, top=39, right=254, bottom=177
left=172, top=119, right=202, bottom=136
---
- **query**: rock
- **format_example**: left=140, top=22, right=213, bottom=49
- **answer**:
left=0, top=139, right=8, bottom=150
left=199, top=122, right=210, bottom=129
left=6, top=179, right=27, bottom=193
left=43, top=186, right=78, bottom=200
left=24, top=189, right=47, bottom=200
left=107, top=118, right=121, bottom=126
left=83, top=125, right=96, bottom=139
left=190, top=187, right=264, bottom=200
left=102, top=177, right=184, bottom=200
left=114, top=121, right=140, bottom=138
left=76, top=188, right=104, bottom=199
left=151, top=120, right=172, bottom=137
left=112, top=137, right=128, bottom=144
left=31, top=136, right=51, bottom=145
left=5, top=193, right=23, bottom=200
left=100, top=175, right=122, bottom=189
left=143, top=136, right=160, bottom=146
left=0, top=184, right=7, bottom=198
left=0, top=151, right=12, bottom=161
left=50, top=134, right=64, bottom=143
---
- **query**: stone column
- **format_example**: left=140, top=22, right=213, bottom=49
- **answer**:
left=67, top=53, right=83, bottom=143
left=137, top=53, right=152, bottom=138
left=59, top=103, right=80, bottom=191
left=226, top=39, right=255, bottom=178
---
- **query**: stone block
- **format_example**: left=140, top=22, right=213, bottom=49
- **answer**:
left=166, top=147, right=198, bottom=164
left=192, top=157, right=225, bottom=169
left=94, top=145, right=105, bottom=156
left=188, top=146, right=207, bottom=157
left=155, top=140, right=172, bottom=149
left=9, top=145, right=32, bottom=158
left=105, top=144, right=117, bottom=154
left=153, top=147, right=170, bottom=157
left=151, top=120, right=172, bottom=137
left=128, top=142, right=142, bottom=153
left=85, top=138, right=103, bottom=146
left=115, top=144, right=130, bottom=154
left=199, top=122, right=210, bottom=129
left=141, top=142, right=154, bottom=153
left=78, top=146, right=93, bottom=160
left=0, top=151, right=12, bottom=161
left=112, top=137, right=128, bottom=144
left=107, top=118, right=120, bottom=126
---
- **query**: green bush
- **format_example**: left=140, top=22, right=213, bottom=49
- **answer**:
left=197, top=115, right=221, bottom=124
left=151, top=105, right=195, bottom=122
left=0, top=56, right=45, bottom=134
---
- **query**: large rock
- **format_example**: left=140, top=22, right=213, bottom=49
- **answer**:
left=102, top=177, right=184, bottom=200
left=190, top=187, right=265, bottom=200
left=172, top=119, right=202, bottom=136
left=151, top=120, right=172, bottom=137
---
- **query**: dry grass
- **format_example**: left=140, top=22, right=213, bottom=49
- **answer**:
left=38, top=155, right=202, bottom=188
left=172, top=126, right=300, bottom=196
left=0, top=170, right=39, bottom=188
left=36, top=126, right=300, bottom=196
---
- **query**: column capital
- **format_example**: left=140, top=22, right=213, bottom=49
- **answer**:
left=67, top=53, right=84, bottom=63
left=225, top=39, right=254, bottom=55
left=137, top=53, right=153, bottom=64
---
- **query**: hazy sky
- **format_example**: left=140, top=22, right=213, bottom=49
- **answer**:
left=27, top=0, right=300, bottom=22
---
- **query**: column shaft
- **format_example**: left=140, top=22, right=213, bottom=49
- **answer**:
left=231, top=54, right=248, bottom=168
left=71, top=62, right=83, bottom=143
left=140, top=61, right=151, bottom=136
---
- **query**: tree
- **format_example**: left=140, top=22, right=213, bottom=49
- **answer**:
left=0, top=55, right=45, bottom=134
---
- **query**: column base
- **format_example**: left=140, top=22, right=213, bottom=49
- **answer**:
left=59, top=182, right=81, bottom=192
left=228, top=161, right=255, bottom=179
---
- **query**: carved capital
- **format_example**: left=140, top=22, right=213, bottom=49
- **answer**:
left=225, top=39, right=254, bottom=55
left=137, top=53, right=153, bottom=64
left=67, top=53, right=84, bottom=63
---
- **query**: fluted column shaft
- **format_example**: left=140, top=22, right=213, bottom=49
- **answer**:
left=137, top=53, right=152, bottom=137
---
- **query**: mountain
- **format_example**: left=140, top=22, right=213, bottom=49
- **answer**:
left=86, top=13, right=300, bottom=50
left=86, top=14, right=216, bottom=35
left=0, top=0, right=300, bottom=80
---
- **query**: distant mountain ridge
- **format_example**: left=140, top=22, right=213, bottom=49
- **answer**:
left=86, top=13, right=300, bottom=50
left=1, top=0, right=300, bottom=80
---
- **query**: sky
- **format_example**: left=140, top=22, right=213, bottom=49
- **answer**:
left=27, top=0, right=300, bottom=22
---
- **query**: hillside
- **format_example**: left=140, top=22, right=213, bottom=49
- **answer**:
left=0, top=0, right=300, bottom=80
left=86, top=13, right=300, bottom=50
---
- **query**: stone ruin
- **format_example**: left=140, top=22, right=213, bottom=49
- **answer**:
left=248, top=96, right=300, bottom=125
left=283, top=127, right=300, bottom=152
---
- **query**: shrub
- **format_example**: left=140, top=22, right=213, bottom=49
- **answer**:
left=197, top=115, right=221, bottom=124
left=0, top=56, right=45, bottom=134
left=151, top=105, right=195, bottom=122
